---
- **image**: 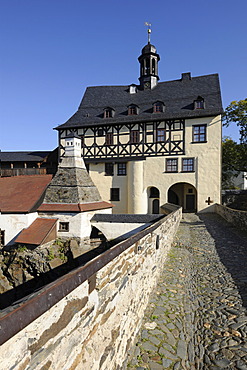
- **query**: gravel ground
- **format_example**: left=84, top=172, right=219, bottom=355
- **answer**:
left=127, top=213, right=247, bottom=370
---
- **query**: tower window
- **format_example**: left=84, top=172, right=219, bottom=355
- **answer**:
left=130, top=130, right=140, bottom=143
left=128, top=105, right=138, bottom=115
left=110, top=188, right=120, bottom=201
left=105, top=162, right=114, bottom=176
left=105, top=133, right=114, bottom=145
left=117, top=163, right=127, bottom=176
left=182, top=158, right=194, bottom=172
left=193, top=125, right=207, bottom=142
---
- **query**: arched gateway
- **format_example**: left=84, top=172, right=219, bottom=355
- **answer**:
left=168, top=183, right=197, bottom=212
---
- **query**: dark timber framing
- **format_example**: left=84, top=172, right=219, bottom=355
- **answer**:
left=59, top=119, right=185, bottom=161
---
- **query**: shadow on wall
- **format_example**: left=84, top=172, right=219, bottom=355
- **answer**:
left=198, top=213, right=247, bottom=309
left=0, top=240, right=107, bottom=310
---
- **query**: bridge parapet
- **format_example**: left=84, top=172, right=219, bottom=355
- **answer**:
left=0, top=206, right=182, bottom=370
left=214, top=203, right=247, bottom=231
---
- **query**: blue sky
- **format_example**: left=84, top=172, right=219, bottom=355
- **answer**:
left=1, top=0, right=246, bottom=151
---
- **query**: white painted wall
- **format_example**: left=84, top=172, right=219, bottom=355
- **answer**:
left=39, top=208, right=112, bottom=239
left=91, top=221, right=151, bottom=240
left=0, top=212, right=38, bottom=245
left=88, top=115, right=222, bottom=213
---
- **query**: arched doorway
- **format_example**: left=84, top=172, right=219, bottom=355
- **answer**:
left=148, top=186, right=160, bottom=214
left=168, top=183, right=197, bottom=212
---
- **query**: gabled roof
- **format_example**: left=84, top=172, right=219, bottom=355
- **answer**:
left=0, top=175, right=52, bottom=213
left=0, top=151, right=51, bottom=162
left=15, top=218, right=57, bottom=245
left=56, top=73, right=223, bottom=130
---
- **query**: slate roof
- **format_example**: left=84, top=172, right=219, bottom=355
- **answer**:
left=56, top=73, right=223, bottom=130
left=91, top=214, right=163, bottom=223
left=0, top=151, right=51, bottom=162
left=0, top=175, right=52, bottom=213
left=15, top=218, right=58, bottom=246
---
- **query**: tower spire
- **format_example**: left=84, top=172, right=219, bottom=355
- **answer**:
left=145, top=22, right=152, bottom=43
left=138, top=23, right=160, bottom=90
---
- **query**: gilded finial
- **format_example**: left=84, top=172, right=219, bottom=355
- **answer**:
left=144, top=22, right=152, bottom=43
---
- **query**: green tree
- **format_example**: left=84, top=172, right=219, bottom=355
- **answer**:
left=223, top=99, right=247, bottom=143
left=222, top=137, right=247, bottom=189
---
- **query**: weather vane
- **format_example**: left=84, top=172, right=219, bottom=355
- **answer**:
left=144, top=22, right=152, bottom=43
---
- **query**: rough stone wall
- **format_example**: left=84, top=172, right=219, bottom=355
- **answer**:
left=215, top=203, right=247, bottom=230
left=0, top=209, right=181, bottom=370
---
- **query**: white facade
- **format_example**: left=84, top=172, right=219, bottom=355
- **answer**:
left=87, top=115, right=222, bottom=213
left=39, top=208, right=112, bottom=240
left=0, top=212, right=38, bottom=245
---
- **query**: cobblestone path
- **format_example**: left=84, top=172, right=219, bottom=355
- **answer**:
left=127, top=213, right=247, bottom=370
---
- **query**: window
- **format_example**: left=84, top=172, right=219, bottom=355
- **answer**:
left=59, top=222, right=69, bottom=232
left=153, top=102, right=164, bottom=113
left=130, top=130, right=140, bottom=143
left=105, top=162, right=114, bottom=176
left=182, top=158, right=194, bottom=172
left=105, top=133, right=113, bottom=145
left=104, top=108, right=115, bottom=118
left=157, top=129, right=165, bottom=142
left=0, top=230, right=5, bottom=246
left=117, top=163, right=127, bottom=176
left=166, top=158, right=178, bottom=172
left=110, top=188, right=120, bottom=201
left=128, top=105, right=138, bottom=115
left=194, top=96, right=204, bottom=109
left=193, top=125, right=206, bottom=142
left=98, top=128, right=104, bottom=136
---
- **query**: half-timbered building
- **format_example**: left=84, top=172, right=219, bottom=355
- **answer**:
left=56, top=36, right=223, bottom=213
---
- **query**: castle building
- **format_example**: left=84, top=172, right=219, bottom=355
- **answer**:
left=56, top=32, right=223, bottom=213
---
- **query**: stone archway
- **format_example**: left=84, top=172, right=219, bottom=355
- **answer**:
left=168, top=183, right=197, bottom=212
left=148, top=186, right=160, bottom=214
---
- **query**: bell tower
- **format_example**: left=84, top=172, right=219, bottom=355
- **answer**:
left=138, top=23, right=160, bottom=90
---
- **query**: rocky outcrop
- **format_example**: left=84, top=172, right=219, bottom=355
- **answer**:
left=0, top=238, right=104, bottom=309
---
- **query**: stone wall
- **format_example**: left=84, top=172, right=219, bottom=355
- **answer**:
left=215, top=203, right=247, bottom=230
left=0, top=207, right=181, bottom=370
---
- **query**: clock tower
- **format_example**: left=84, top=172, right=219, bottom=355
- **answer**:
left=138, top=27, right=160, bottom=90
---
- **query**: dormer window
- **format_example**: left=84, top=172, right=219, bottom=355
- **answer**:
left=128, top=104, right=139, bottom=115
left=104, top=107, right=114, bottom=118
left=153, top=101, right=164, bottom=113
left=194, top=96, right=205, bottom=109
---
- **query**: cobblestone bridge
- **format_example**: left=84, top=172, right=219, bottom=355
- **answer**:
left=128, top=213, right=247, bottom=370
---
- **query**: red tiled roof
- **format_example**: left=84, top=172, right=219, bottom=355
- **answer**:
left=0, top=175, right=53, bottom=213
left=15, top=218, right=58, bottom=245
left=38, top=201, right=113, bottom=212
